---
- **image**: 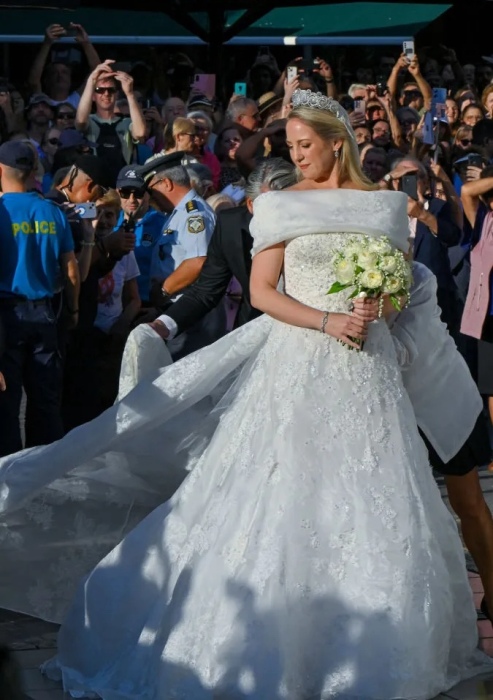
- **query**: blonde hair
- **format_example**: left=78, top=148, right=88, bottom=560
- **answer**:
left=172, top=117, right=196, bottom=140
left=482, top=84, right=493, bottom=112
left=163, top=117, right=196, bottom=151
left=96, top=188, right=121, bottom=211
left=287, top=106, right=377, bottom=190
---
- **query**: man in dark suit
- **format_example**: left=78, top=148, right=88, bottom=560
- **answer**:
left=149, top=158, right=297, bottom=342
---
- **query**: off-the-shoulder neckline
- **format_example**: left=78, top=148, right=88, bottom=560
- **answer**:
left=255, top=189, right=406, bottom=203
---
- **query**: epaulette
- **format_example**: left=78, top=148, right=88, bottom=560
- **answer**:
left=186, top=200, right=199, bottom=213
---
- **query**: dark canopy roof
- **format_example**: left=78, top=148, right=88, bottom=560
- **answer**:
left=0, top=0, right=464, bottom=45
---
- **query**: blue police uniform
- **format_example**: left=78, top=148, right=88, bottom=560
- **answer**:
left=115, top=208, right=166, bottom=303
left=151, top=189, right=216, bottom=286
left=0, top=191, right=74, bottom=456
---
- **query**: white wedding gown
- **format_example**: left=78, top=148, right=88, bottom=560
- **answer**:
left=0, top=189, right=491, bottom=699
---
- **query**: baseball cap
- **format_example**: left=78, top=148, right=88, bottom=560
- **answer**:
left=27, top=93, right=54, bottom=109
left=116, top=165, right=146, bottom=190
left=59, top=129, right=96, bottom=149
left=397, top=106, right=420, bottom=123
left=0, top=141, right=35, bottom=171
left=188, top=93, right=213, bottom=110
left=74, top=154, right=113, bottom=189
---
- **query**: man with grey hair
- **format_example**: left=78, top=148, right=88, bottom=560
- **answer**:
left=137, top=151, right=216, bottom=311
left=225, top=97, right=261, bottom=133
left=149, top=157, right=296, bottom=340
left=348, top=83, right=367, bottom=100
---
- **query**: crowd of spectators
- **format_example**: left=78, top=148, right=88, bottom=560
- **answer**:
left=1, top=22, right=493, bottom=459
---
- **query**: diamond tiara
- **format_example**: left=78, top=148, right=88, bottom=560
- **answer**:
left=291, top=89, right=355, bottom=141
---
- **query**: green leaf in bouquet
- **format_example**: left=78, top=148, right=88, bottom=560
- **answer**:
left=390, top=295, right=403, bottom=311
left=327, top=281, right=350, bottom=295
left=347, top=289, right=359, bottom=299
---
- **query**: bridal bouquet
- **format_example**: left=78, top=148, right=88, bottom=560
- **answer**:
left=328, top=235, right=412, bottom=311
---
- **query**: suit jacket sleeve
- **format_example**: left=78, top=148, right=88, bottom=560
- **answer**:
left=164, top=215, right=234, bottom=335
left=435, top=200, right=461, bottom=248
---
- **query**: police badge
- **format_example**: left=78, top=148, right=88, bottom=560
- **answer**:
left=187, top=215, right=205, bottom=234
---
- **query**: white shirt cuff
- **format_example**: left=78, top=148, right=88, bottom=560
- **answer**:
left=156, top=314, right=178, bottom=340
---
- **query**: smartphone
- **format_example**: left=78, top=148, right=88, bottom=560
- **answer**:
left=403, top=40, right=415, bottom=62
left=468, top=154, right=483, bottom=168
left=65, top=27, right=78, bottom=38
left=354, top=99, right=366, bottom=113
left=193, top=74, right=216, bottom=99
left=376, top=82, right=387, bottom=97
left=145, top=98, right=152, bottom=109
left=73, top=202, right=97, bottom=219
left=234, top=82, right=247, bottom=96
left=287, top=66, right=298, bottom=84
left=401, top=173, right=418, bottom=200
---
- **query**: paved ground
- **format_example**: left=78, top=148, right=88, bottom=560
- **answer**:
left=3, top=469, right=493, bottom=699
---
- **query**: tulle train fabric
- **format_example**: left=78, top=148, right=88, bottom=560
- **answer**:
left=44, top=297, right=491, bottom=699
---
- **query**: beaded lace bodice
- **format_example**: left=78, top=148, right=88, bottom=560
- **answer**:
left=284, top=232, right=356, bottom=312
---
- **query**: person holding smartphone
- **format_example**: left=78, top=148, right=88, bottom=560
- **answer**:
left=461, top=167, right=493, bottom=432
left=381, top=157, right=462, bottom=336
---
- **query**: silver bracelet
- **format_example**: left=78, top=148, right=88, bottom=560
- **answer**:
left=81, top=241, right=96, bottom=247
left=321, top=311, right=330, bottom=335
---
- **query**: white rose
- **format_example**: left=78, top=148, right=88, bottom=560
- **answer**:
left=357, top=250, right=379, bottom=270
left=360, top=269, right=384, bottom=290
left=334, top=259, right=356, bottom=285
left=379, top=255, right=398, bottom=274
left=368, top=238, right=392, bottom=254
left=383, top=276, right=402, bottom=294
left=344, top=242, right=363, bottom=259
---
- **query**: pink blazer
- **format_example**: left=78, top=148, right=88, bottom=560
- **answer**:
left=461, top=211, right=493, bottom=339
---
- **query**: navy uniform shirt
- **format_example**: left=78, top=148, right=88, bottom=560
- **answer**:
left=115, top=208, right=167, bottom=302
left=151, top=189, right=216, bottom=283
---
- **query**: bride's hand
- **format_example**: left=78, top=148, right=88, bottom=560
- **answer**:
left=324, top=313, right=369, bottom=349
left=355, top=295, right=407, bottom=321
left=351, top=297, right=379, bottom=322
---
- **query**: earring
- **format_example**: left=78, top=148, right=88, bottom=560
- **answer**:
left=334, top=149, right=340, bottom=159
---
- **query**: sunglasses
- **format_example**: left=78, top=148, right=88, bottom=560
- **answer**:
left=47, top=138, right=61, bottom=146
left=460, top=138, right=473, bottom=146
left=119, top=187, right=146, bottom=199
left=95, top=86, right=117, bottom=95
left=57, top=112, right=75, bottom=120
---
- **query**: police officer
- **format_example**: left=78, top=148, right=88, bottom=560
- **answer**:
left=115, top=165, right=167, bottom=305
left=0, top=142, right=80, bottom=456
left=138, top=151, right=220, bottom=357
left=138, top=152, right=216, bottom=302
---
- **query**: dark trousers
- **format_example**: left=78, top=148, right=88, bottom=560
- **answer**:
left=62, top=327, right=126, bottom=433
left=0, top=300, right=63, bottom=457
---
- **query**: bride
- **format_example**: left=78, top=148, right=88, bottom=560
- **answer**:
left=0, top=91, right=492, bottom=698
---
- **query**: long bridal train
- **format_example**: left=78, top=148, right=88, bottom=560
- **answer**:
left=0, top=189, right=491, bottom=699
